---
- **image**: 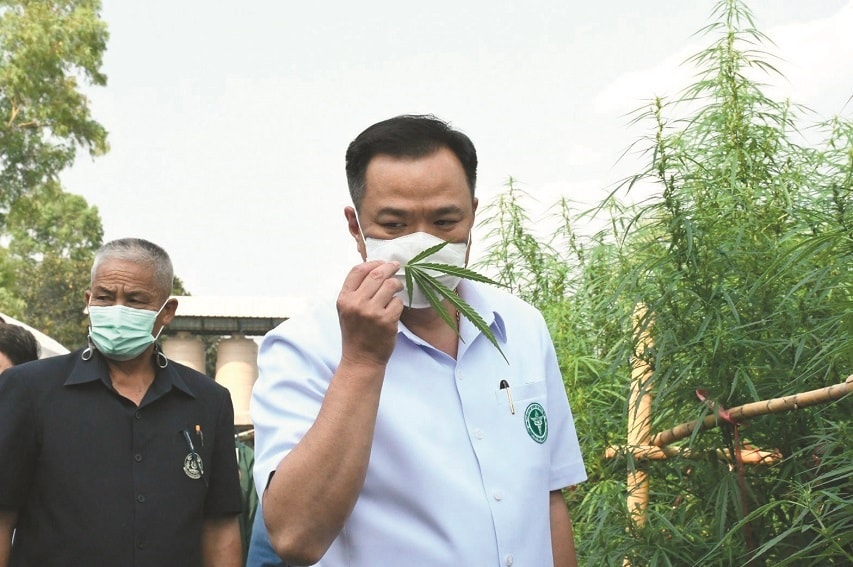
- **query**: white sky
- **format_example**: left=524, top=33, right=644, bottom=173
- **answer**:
left=61, top=0, right=853, bottom=301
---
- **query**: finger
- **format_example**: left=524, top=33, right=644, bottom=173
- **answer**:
left=340, top=261, right=385, bottom=293
left=349, top=262, right=401, bottom=302
left=341, top=261, right=399, bottom=294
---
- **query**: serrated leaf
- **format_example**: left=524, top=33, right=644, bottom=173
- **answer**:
left=410, top=262, right=503, bottom=286
left=407, top=264, right=508, bottom=363
left=407, top=241, right=450, bottom=265
left=410, top=270, right=459, bottom=333
left=404, top=263, right=415, bottom=305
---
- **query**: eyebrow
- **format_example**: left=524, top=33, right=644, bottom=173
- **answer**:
left=373, top=205, right=466, bottom=217
left=92, top=284, right=153, bottom=300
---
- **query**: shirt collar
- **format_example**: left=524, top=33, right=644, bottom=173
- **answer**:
left=456, top=279, right=508, bottom=344
left=397, top=280, right=508, bottom=346
left=65, top=348, right=197, bottom=400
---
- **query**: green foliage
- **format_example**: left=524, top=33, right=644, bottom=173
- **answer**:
left=0, top=0, right=109, bottom=348
left=478, top=1, right=852, bottom=564
left=0, top=0, right=108, bottom=217
left=1, top=180, right=103, bottom=349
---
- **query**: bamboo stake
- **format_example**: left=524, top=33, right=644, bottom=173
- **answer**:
left=626, top=305, right=653, bottom=530
left=650, top=375, right=853, bottom=448
left=605, top=443, right=782, bottom=465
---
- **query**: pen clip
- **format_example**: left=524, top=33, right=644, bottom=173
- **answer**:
left=499, top=380, right=515, bottom=415
left=181, top=429, right=195, bottom=452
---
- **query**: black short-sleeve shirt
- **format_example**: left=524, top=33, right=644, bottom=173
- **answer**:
left=0, top=349, right=243, bottom=567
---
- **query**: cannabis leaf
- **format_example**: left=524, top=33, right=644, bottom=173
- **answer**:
left=404, top=242, right=508, bottom=363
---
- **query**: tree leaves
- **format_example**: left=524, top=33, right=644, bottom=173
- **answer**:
left=0, top=1, right=108, bottom=348
left=0, top=0, right=109, bottom=215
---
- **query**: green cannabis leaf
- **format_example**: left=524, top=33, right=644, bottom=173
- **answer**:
left=404, top=242, right=508, bottom=363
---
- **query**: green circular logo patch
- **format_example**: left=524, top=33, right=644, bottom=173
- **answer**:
left=524, top=402, right=548, bottom=444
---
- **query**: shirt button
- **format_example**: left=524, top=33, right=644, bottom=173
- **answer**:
left=456, top=371, right=464, bottom=381
left=135, top=411, right=142, bottom=420
left=473, top=428, right=484, bottom=440
left=505, top=554, right=514, bottom=566
left=493, top=490, right=504, bottom=501
left=136, top=494, right=145, bottom=503
left=137, top=542, right=145, bottom=550
left=134, top=454, right=143, bottom=462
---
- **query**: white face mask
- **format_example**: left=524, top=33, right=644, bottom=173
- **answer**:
left=363, top=231, right=469, bottom=309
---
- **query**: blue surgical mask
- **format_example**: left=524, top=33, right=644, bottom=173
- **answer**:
left=88, top=301, right=168, bottom=361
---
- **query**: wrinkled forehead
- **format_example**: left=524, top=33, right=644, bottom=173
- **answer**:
left=90, top=257, right=163, bottom=297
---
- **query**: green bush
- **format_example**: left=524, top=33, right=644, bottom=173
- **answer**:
left=477, top=1, right=852, bottom=564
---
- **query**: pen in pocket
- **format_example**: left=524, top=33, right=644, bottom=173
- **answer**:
left=499, top=379, right=515, bottom=415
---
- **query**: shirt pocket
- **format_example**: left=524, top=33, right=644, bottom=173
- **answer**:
left=491, top=379, right=551, bottom=479
left=494, top=379, right=547, bottom=409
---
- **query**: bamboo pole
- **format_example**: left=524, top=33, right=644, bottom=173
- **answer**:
left=605, top=443, right=782, bottom=465
left=626, top=305, right=654, bottom=529
left=650, top=375, right=853, bottom=448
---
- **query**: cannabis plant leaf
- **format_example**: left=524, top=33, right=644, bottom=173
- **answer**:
left=409, top=268, right=459, bottom=331
left=411, top=262, right=503, bottom=285
left=404, top=241, right=508, bottom=363
left=407, top=241, right=450, bottom=264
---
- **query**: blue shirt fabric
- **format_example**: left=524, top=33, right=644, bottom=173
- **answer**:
left=251, top=281, right=586, bottom=566
left=246, top=501, right=287, bottom=567
left=0, top=349, right=243, bottom=567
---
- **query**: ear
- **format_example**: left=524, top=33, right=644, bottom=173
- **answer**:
left=159, top=298, right=179, bottom=327
left=344, top=206, right=367, bottom=261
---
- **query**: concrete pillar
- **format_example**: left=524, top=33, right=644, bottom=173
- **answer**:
left=162, top=331, right=205, bottom=373
left=215, top=334, right=258, bottom=425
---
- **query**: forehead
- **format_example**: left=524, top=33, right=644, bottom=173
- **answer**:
left=361, top=147, right=472, bottom=210
left=91, top=257, right=158, bottom=293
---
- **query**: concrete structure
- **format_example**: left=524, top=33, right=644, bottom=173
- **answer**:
left=162, top=296, right=301, bottom=426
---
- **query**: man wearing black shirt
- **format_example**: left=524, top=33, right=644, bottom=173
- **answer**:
left=0, top=238, right=242, bottom=567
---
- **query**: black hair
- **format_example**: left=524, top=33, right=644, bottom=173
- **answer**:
left=0, top=323, right=40, bottom=366
left=345, top=114, right=477, bottom=210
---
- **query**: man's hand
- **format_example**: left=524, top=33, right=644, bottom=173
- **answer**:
left=0, top=510, right=17, bottom=567
left=337, top=260, right=403, bottom=367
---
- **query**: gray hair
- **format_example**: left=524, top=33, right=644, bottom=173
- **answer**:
left=91, top=238, right=174, bottom=299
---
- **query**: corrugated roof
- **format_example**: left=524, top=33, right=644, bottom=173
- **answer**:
left=172, top=296, right=304, bottom=318
left=167, top=296, right=306, bottom=336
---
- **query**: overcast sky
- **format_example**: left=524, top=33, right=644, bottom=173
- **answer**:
left=61, top=0, right=853, bottom=301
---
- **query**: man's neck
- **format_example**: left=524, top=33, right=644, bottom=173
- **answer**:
left=400, top=302, right=460, bottom=359
left=105, top=346, right=157, bottom=406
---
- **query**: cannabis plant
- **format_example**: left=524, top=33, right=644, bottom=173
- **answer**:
left=478, top=1, right=852, bottom=564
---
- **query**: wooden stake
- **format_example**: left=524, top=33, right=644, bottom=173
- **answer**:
left=650, top=375, right=853, bottom=448
left=605, top=443, right=782, bottom=465
left=626, top=305, right=654, bottom=530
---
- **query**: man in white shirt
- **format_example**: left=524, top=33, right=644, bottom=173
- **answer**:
left=251, top=115, right=586, bottom=566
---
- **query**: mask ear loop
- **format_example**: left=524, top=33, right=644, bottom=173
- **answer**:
left=82, top=300, right=95, bottom=360
left=155, top=343, right=169, bottom=369
left=355, top=213, right=368, bottom=244
left=81, top=336, right=94, bottom=361
left=153, top=298, right=171, bottom=369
